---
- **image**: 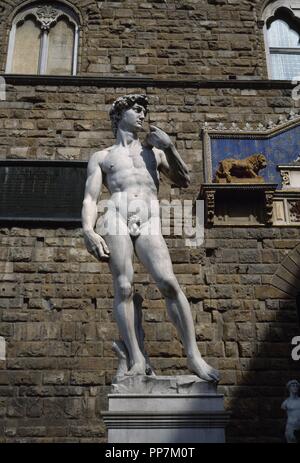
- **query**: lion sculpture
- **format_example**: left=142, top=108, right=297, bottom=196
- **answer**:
left=214, top=153, right=267, bottom=183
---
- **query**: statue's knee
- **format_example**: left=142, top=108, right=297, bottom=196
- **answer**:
left=158, top=277, right=179, bottom=298
left=117, top=277, right=133, bottom=300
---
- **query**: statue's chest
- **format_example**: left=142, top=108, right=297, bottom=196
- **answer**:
left=103, top=149, right=156, bottom=175
left=287, top=399, right=300, bottom=412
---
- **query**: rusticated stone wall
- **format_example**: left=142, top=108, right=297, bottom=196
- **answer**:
left=0, top=224, right=299, bottom=442
left=0, top=83, right=297, bottom=181
left=0, top=81, right=299, bottom=442
left=0, top=0, right=268, bottom=79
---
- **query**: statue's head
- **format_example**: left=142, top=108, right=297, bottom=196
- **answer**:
left=109, top=94, right=149, bottom=136
left=287, top=379, right=300, bottom=394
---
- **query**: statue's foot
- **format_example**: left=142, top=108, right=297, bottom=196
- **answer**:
left=126, top=361, right=146, bottom=376
left=187, top=356, right=220, bottom=383
left=145, top=365, right=156, bottom=376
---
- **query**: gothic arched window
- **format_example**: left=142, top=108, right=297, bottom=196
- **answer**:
left=6, top=2, right=79, bottom=75
left=263, top=3, right=300, bottom=80
left=267, top=18, right=300, bottom=79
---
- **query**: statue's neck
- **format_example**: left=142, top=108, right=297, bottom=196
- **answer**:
left=116, top=129, right=139, bottom=147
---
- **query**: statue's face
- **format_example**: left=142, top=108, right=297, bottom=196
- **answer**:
left=119, top=103, right=146, bottom=133
left=290, top=382, right=300, bottom=394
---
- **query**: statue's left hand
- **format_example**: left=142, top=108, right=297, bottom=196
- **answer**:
left=146, top=125, right=173, bottom=150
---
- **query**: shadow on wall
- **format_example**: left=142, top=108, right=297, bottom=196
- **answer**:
left=227, top=243, right=300, bottom=443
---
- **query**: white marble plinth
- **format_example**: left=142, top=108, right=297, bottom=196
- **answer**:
left=102, top=375, right=229, bottom=443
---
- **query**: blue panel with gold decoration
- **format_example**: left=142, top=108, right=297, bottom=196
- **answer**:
left=202, top=116, right=300, bottom=186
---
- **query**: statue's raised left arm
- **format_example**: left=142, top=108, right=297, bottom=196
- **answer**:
left=146, top=125, right=190, bottom=188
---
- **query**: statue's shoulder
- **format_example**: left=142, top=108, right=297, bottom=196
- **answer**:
left=281, top=399, right=288, bottom=410
left=88, top=147, right=112, bottom=169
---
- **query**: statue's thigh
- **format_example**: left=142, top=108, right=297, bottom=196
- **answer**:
left=134, top=232, right=174, bottom=281
left=100, top=213, right=134, bottom=280
left=106, top=234, right=134, bottom=281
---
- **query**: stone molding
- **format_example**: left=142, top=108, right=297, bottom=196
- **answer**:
left=1, top=74, right=299, bottom=89
left=102, top=411, right=230, bottom=429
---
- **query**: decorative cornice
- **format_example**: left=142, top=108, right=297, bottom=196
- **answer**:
left=202, top=111, right=300, bottom=139
left=277, top=165, right=300, bottom=170
left=199, top=183, right=278, bottom=194
left=274, top=190, right=300, bottom=197
left=0, top=74, right=299, bottom=89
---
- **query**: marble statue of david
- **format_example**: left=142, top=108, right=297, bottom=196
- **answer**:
left=82, top=94, right=219, bottom=383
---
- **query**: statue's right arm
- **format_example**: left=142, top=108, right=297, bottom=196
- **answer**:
left=281, top=399, right=288, bottom=411
left=81, top=151, right=110, bottom=261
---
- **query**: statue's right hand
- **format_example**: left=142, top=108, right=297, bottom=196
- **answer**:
left=83, top=230, right=110, bottom=261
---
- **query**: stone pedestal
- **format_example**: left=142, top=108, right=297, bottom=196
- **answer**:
left=102, top=375, right=229, bottom=443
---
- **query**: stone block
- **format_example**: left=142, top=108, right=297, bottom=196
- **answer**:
left=225, top=342, right=239, bottom=357
left=224, top=323, right=237, bottom=341
left=186, top=285, right=210, bottom=299
left=70, top=372, right=105, bottom=386
left=207, top=341, right=225, bottom=357
left=238, top=342, right=257, bottom=357
left=9, top=247, right=32, bottom=262
left=57, top=148, right=80, bottom=160
left=255, top=285, right=290, bottom=300
left=64, top=398, right=83, bottom=419
left=43, top=372, right=67, bottom=385
left=195, top=323, right=214, bottom=341
left=210, top=285, right=233, bottom=299
left=18, top=427, right=47, bottom=437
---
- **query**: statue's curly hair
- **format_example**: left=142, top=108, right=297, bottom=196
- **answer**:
left=109, top=94, right=149, bottom=136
